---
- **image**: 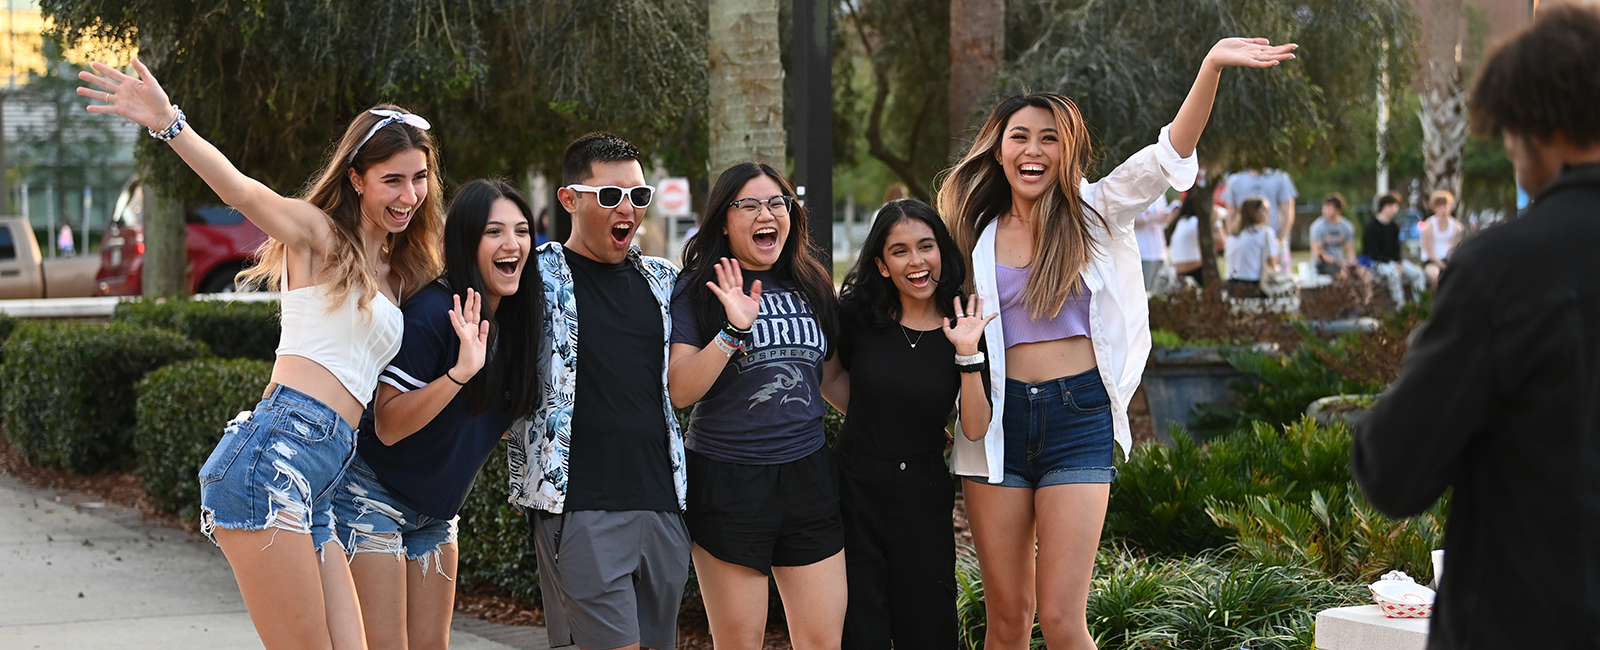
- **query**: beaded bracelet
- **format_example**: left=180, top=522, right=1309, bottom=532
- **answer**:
left=148, top=105, right=187, bottom=142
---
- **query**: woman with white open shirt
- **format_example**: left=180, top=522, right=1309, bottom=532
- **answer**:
left=937, top=38, right=1297, bottom=650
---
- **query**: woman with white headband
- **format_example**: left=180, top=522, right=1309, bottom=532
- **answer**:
left=79, top=58, right=445, bottom=649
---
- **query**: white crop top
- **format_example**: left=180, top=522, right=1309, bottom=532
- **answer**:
left=275, top=272, right=404, bottom=404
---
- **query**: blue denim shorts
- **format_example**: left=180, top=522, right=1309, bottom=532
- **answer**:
left=331, top=453, right=459, bottom=573
left=970, top=368, right=1118, bottom=488
left=197, top=384, right=357, bottom=553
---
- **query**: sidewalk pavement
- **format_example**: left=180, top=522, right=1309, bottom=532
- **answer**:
left=0, top=473, right=549, bottom=650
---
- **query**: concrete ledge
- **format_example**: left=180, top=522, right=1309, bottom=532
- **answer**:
left=1316, top=605, right=1429, bottom=650
left=0, top=291, right=279, bottom=319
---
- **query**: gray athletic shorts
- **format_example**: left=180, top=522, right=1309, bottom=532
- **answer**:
left=530, top=510, right=691, bottom=650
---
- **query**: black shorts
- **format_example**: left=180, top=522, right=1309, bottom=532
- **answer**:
left=685, top=447, right=844, bottom=576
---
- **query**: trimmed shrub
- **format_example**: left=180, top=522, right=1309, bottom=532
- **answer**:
left=3, top=322, right=207, bottom=474
left=456, top=443, right=541, bottom=603
left=114, top=297, right=280, bottom=361
left=134, top=358, right=273, bottom=517
left=955, top=545, right=1364, bottom=650
left=1107, top=419, right=1355, bottom=555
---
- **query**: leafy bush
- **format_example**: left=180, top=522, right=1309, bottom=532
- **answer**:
left=955, top=545, right=1364, bottom=650
left=134, top=358, right=273, bottom=517
left=1147, top=289, right=1294, bottom=348
left=3, top=322, right=207, bottom=474
left=456, top=443, right=541, bottom=603
left=1193, top=326, right=1383, bottom=431
left=1107, top=419, right=1356, bottom=555
left=1208, top=485, right=1448, bottom=584
left=113, top=297, right=280, bottom=361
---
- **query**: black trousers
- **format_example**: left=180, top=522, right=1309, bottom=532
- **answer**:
left=836, top=446, right=958, bottom=650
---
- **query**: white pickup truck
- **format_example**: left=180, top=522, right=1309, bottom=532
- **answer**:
left=0, top=216, right=101, bottom=299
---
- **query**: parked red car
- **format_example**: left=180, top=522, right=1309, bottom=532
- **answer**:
left=96, top=178, right=267, bottom=295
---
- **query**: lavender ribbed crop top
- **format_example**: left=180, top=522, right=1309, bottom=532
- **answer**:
left=996, top=263, right=1092, bottom=348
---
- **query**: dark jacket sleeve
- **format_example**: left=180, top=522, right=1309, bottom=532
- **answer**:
left=1351, top=255, right=1494, bottom=517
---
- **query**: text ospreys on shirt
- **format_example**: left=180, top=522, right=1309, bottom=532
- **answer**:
left=736, top=289, right=826, bottom=410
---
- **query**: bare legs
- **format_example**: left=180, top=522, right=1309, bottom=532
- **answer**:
left=214, top=528, right=367, bottom=650
left=965, top=480, right=1110, bottom=650
left=691, top=544, right=847, bottom=650
left=349, top=543, right=460, bottom=650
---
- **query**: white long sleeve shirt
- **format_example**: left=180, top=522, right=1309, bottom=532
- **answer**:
left=953, top=125, right=1198, bottom=482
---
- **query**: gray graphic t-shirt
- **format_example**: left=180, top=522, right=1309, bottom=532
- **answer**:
left=670, top=269, right=829, bottom=465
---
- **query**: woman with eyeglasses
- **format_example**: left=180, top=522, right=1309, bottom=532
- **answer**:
left=939, top=39, right=1296, bottom=649
left=78, top=59, right=443, bottom=649
left=833, top=199, right=993, bottom=649
left=666, top=162, right=846, bottom=650
left=333, top=179, right=543, bottom=650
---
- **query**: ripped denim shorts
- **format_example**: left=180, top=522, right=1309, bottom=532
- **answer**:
left=198, top=384, right=357, bottom=553
left=330, top=453, right=459, bottom=577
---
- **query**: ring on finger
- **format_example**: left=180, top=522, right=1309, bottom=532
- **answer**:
left=957, top=312, right=967, bottom=318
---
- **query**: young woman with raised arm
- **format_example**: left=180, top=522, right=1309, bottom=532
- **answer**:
left=666, top=162, right=846, bottom=650
left=333, top=179, right=543, bottom=650
left=78, top=59, right=444, bottom=650
left=833, top=199, right=993, bottom=649
left=937, top=38, right=1296, bottom=650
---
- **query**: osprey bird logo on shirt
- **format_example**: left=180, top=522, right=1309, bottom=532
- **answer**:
left=747, top=362, right=811, bottom=409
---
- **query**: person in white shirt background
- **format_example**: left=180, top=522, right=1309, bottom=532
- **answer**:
left=1134, top=196, right=1178, bottom=290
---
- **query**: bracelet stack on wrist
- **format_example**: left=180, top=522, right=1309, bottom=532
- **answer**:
left=721, top=321, right=752, bottom=347
left=713, top=330, right=745, bottom=357
left=955, top=350, right=985, bottom=374
left=148, top=105, right=187, bottom=142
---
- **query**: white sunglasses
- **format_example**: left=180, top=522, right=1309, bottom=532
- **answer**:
left=565, top=184, right=655, bottom=209
left=349, top=109, right=432, bottom=165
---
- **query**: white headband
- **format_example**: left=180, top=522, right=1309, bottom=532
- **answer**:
left=348, top=109, right=432, bottom=165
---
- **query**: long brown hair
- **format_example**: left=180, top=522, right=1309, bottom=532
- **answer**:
left=1232, top=196, right=1269, bottom=236
left=239, top=104, right=445, bottom=316
left=937, top=93, right=1106, bottom=320
left=680, top=162, right=838, bottom=347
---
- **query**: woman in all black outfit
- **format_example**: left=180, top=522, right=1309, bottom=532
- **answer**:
left=831, top=199, right=993, bottom=649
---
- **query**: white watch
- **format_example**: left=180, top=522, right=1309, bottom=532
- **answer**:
left=954, top=351, right=985, bottom=365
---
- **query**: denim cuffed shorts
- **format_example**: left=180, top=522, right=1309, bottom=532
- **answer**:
left=969, top=367, right=1118, bottom=488
left=197, top=384, right=357, bottom=553
left=331, top=453, right=459, bottom=573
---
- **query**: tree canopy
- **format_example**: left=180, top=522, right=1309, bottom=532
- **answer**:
left=43, top=0, right=709, bottom=205
left=998, top=0, right=1419, bottom=174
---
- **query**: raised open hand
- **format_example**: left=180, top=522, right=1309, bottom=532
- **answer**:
left=77, top=58, right=178, bottom=132
left=449, top=288, right=491, bottom=382
left=1207, top=38, right=1298, bottom=69
left=706, top=257, right=763, bottom=331
left=943, top=294, right=996, bottom=356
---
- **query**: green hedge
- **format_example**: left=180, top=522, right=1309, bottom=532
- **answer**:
left=456, top=443, right=542, bottom=602
left=134, top=358, right=273, bottom=517
left=3, top=322, right=207, bottom=474
left=113, top=297, right=280, bottom=361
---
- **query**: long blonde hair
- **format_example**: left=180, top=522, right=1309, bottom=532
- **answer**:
left=937, top=93, right=1106, bottom=320
left=239, top=104, right=444, bottom=316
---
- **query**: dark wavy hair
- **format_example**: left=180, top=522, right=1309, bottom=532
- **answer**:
left=840, top=199, right=966, bottom=328
left=442, top=179, right=543, bottom=419
left=1469, top=4, right=1600, bottom=146
left=679, top=162, right=838, bottom=347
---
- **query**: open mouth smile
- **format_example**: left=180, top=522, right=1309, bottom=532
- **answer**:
left=493, top=255, right=520, bottom=277
left=753, top=226, right=779, bottom=249
left=907, top=269, right=932, bottom=288
left=610, top=221, right=634, bottom=246
left=1018, top=162, right=1047, bottom=181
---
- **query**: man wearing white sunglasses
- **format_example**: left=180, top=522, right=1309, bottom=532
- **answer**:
left=511, top=132, right=689, bottom=650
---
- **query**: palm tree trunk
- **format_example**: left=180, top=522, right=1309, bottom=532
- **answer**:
left=708, top=0, right=786, bottom=178
left=949, top=0, right=1004, bottom=154
left=1420, top=0, right=1466, bottom=206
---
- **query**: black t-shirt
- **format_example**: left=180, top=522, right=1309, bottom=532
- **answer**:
left=358, top=280, right=512, bottom=520
left=669, top=268, right=831, bottom=465
left=1363, top=217, right=1402, bottom=263
left=561, top=248, right=678, bottom=512
left=835, top=316, right=972, bottom=459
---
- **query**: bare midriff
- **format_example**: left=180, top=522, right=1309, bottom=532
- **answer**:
left=1005, top=335, right=1096, bottom=384
left=265, top=355, right=365, bottom=427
